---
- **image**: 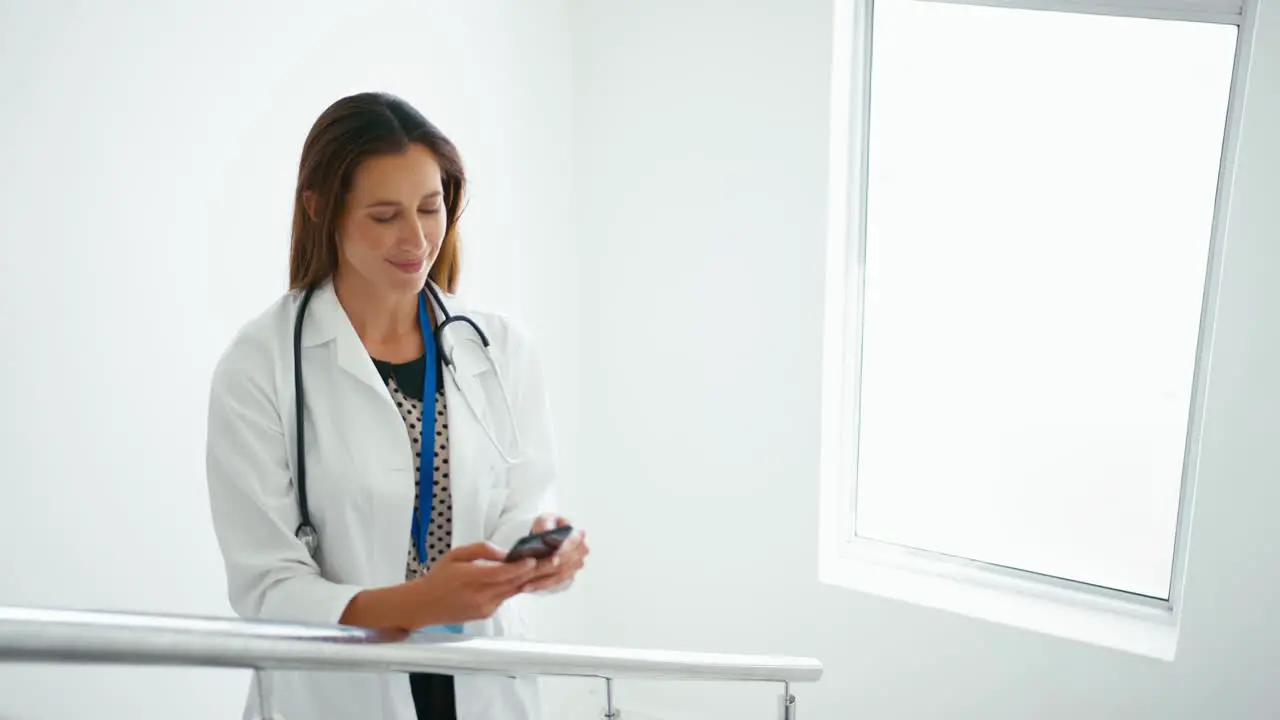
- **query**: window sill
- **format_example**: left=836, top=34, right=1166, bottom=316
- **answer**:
left=818, top=537, right=1179, bottom=661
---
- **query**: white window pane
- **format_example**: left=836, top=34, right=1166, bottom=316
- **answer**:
left=855, top=0, right=1237, bottom=599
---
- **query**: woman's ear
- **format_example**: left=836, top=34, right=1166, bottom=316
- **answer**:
left=302, top=190, right=319, bottom=221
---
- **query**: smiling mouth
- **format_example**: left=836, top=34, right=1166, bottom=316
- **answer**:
left=389, top=258, right=426, bottom=273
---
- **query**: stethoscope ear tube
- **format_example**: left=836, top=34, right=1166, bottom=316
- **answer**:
left=435, top=316, right=491, bottom=367
left=424, top=282, right=490, bottom=367
left=294, top=286, right=319, bottom=558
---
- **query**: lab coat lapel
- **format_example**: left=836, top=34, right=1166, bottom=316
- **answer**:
left=301, top=280, right=398, bottom=400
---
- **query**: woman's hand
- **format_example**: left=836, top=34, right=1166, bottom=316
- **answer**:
left=410, top=541, right=541, bottom=627
left=523, top=514, right=589, bottom=593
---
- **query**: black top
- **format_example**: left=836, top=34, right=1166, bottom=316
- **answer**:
left=371, top=350, right=443, bottom=402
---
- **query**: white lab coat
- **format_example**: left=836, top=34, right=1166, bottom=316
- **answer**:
left=205, top=279, right=559, bottom=720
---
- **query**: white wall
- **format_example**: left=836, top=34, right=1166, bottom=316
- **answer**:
left=567, top=0, right=1280, bottom=718
left=0, top=1, right=575, bottom=717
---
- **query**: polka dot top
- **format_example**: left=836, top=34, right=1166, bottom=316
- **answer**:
left=371, top=354, right=451, bottom=580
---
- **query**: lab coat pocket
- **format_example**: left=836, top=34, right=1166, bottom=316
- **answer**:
left=482, top=474, right=512, bottom=538
left=354, top=463, right=416, bottom=583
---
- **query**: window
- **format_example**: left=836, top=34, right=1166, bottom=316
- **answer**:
left=820, top=0, right=1254, bottom=659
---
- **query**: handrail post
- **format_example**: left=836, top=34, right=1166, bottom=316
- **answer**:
left=602, top=677, right=621, bottom=719
left=779, top=681, right=796, bottom=720
left=254, top=668, right=279, bottom=720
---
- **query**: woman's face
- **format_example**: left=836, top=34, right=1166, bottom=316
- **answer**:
left=335, top=143, right=447, bottom=297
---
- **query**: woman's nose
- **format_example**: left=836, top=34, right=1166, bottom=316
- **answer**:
left=399, top=216, right=427, bottom=249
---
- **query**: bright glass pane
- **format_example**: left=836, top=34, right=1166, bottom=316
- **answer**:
left=855, top=0, right=1237, bottom=599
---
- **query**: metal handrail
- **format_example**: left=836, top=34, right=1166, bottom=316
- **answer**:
left=0, top=605, right=820, bottom=682
left=0, top=604, right=820, bottom=717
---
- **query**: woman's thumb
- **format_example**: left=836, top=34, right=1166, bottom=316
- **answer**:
left=448, top=541, right=508, bottom=563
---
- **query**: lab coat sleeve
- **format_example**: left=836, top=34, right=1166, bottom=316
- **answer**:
left=487, top=319, right=560, bottom=553
left=205, top=337, right=364, bottom=626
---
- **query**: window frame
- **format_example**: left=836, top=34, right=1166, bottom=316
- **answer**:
left=817, top=0, right=1258, bottom=660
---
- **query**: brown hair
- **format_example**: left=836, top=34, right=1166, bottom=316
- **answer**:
left=288, top=92, right=467, bottom=292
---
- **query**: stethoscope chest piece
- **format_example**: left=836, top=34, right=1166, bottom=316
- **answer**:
left=296, top=523, right=319, bottom=558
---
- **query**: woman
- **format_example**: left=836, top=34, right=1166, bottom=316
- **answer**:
left=205, top=92, right=587, bottom=720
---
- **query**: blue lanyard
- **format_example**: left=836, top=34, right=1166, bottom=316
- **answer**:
left=414, top=290, right=462, bottom=634
left=413, top=291, right=437, bottom=567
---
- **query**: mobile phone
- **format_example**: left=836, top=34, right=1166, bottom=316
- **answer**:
left=504, top=525, right=574, bottom=563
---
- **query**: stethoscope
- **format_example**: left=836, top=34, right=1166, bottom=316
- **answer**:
left=292, top=281, right=525, bottom=560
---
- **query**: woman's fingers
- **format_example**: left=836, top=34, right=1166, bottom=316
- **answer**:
left=467, top=557, right=538, bottom=591
left=522, top=578, right=561, bottom=592
left=525, top=530, right=585, bottom=575
left=530, top=513, right=571, bottom=535
left=447, top=541, right=510, bottom=563
left=521, top=545, right=589, bottom=592
left=523, top=562, right=584, bottom=592
left=531, top=554, right=561, bottom=577
left=487, top=526, right=589, bottom=595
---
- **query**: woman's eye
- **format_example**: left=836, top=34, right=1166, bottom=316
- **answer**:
left=371, top=214, right=397, bottom=224
left=418, top=207, right=441, bottom=216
